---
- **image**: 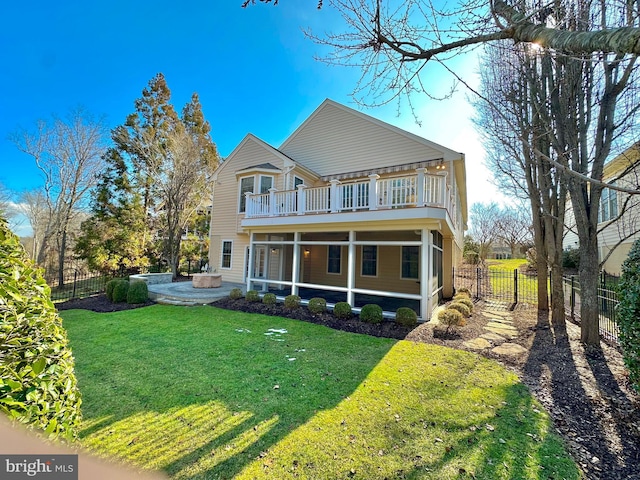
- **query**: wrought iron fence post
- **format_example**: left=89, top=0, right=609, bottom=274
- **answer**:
left=513, top=269, right=518, bottom=305
left=476, top=267, right=481, bottom=300
left=72, top=270, right=78, bottom=300
left=570, top=275, right=575, bottom=319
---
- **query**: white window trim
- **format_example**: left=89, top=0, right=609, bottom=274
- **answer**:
left=400, top=245, right=419, bottom=280
left=221, top=239, right=233, bottom=270
left=258, top=174, right=274, bottom=194
left=238, top=176, right=255, bottom=213
left=327, top=245, right=342, bottom=275
left=361, top=245, right=378, bottom=278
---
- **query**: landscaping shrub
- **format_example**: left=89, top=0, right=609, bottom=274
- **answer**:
left=284, top=294, right=301, bottom=309
left=308, top=297, right=327, bottom=314
left=360, top=304, right=383, bottom=324
left=111, top=279, right=129, bottom=303
left=333, top=301, right=352, bottom=319
left=262, top=293, right=277, bottom=305
left=456, top=287, right=471, bottom=297
left=562, top=248, right=580, bottom=269
left=395, top=307, right=418, bottom=327
left=127, top=280, right=148, bottom=304
left=229, top=287, right=243, bottom=300
left=0, top=217, right=81, bottom=441
left=453, top=296, right=474, bottom=311
left=245, top=290, right=260, bottom=302
left=105, top=279, right=117, bottom=301
left=617, top=238, right=640, bottom=392
left=438, top=308, right=465, bottom=334
left=448, top=302, right=471, bottom=317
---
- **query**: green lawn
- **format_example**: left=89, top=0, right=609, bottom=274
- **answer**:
left=61, top=305, right=578, bottom=479
left=486, top=259, right=542, bottom=303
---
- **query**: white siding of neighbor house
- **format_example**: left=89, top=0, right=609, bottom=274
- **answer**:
left=563, top=154, right=640, bottom=275
left=279, top=101, right=461, bottom=177
left=208, top=135, right=288, bottom=282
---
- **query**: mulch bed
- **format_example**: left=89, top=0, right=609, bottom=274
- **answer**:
left=57, top=294, right=640, bottom=479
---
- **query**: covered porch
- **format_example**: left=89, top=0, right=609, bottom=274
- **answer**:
left=245, top=228, right=455, bottom=321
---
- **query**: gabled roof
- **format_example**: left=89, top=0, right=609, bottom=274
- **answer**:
left=212, top=134, right=319, bottom=180
left=279, top=98, right=463, bottom=161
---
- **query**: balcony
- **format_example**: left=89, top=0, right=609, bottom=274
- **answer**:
left=244, top=169, right=458, bottom=227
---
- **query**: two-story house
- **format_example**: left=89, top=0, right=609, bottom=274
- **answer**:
left=564, top=142, right=640, bottom=275
left=208, top=99, right=467, bottom=320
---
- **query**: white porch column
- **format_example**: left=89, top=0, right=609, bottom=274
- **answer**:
left=262, top=245, right=270, bottom=292
left=297, top=184, right=306, bottom=216
left=330, top=179, right=340, bottom=213
left=247, top=232, right=255, bottom=292
left=291, top=232, right=301, bottom=296
left=347, top=231, right=355, bottom=306
left=268, top=188, right=276, bottom=217
left=416, top=168, right=426, bottom=206
left=421, top=228, right=431, bottom=320
left=368, top=174, right=379, bottom=210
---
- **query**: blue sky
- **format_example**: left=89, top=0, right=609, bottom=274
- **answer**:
left=0, top=1, right=499, bottom=235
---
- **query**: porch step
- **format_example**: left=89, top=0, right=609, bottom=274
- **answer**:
left=153, top=296, right=200, bottom=307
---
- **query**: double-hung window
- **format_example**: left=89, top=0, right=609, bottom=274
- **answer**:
left=361, top=245, right=377, bottom=276
left=599, top=183, right=618, bottom=222
left=239, top=177, right=255, bottom=213
left=401, top=246, right=419, bottom=279
left=221, top=241, right=233, bottom=269
left=327, top=245, right=341, bottom=274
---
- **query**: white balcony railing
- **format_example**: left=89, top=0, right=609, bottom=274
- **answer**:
left=245, top=169, right=456, bottom=223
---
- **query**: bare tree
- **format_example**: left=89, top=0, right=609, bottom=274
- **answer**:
left=468, top=202, right=500, bottom=263
left=18, top=190, right=50, bottom=262
left=10, top=108, right=107, bottom=286
left=495, top=205, right=532, bottom=258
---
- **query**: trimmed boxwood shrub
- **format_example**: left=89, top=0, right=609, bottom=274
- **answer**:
left=448, top=301, right=471, bottom=317
left=453, top=296, right=474, bottom=311
left=284, top=294, right=301, bottom=309
left=262, top=293, right=277, bottom=305
left=105, top=279, right=117, bottom=301
left=395, top=307, right=418, bottom=327
left=618, top=238, right=640, bottom=392
left=308, top=297, right=327, bottom=314
left=111, top=279, right=129, bottom=303
left=438, top=308, right=465, bottom=334
left=456, top=287, right=471, bottom=297
left=0, top=217, right=81, bottom=441
left=127, top=280, right=148, bottom=304
left=245, top=290, right=260, bottom=302
left=229, top=287, right=243, bottom=300
left=333, top=301, right=352, bottom=319
left=360, top=304, right=383, bottom=324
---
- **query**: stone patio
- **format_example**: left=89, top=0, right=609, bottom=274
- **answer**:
left=147, top=280, right=245, bottom=306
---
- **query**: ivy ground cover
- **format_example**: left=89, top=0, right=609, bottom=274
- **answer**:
left=61, top=305, right=579, bottom=479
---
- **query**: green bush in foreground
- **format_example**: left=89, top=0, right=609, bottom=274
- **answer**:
left=618, top=238, right=640, bottom=392
left=0, top=217, right=81, bottom=441
left=333, top=302, right=352, bottom=319
left=105, top=279, right=117, bottom=301
left=395, top=307, right=418, bottom=327
left=308, top=297, right=327, bottom=314
left=438, top=308, right=465, bottom=334
left=262, top=293, right=277, bottom=305
left=453, top=296, right=474, bottom=311
left=111, top=279, right=129, bottom=303
left=245, top=290, right=260, bottom=302
left=448, top=301, right=471, bottom=318
left=127, top=281, right=148, bottom=304
left=229, top=288, right=243, bottom=300
left=284, top=295, right=301, bottom=309
left=360, top=304, right=383, bottom=324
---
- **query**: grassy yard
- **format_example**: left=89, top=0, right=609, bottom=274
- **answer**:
left=61, top=305, right=578, bottom=479
left=486, top=259, right=542, bottom=303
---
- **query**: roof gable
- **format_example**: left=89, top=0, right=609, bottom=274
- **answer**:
left=278, top=99, right=462, bottom=177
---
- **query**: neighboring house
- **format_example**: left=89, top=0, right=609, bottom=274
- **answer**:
left=489, top=243, right=512, bottom=260
left=564, top=142, right=640, bottom=275
left=208, top=99, right=467, bottom=320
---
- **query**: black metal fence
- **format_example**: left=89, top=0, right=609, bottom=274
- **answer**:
left=47, top=270, right=109, bottom=303
left=562, top=275, right=620, bottom=344
left=453, top=266, right=542, bottom=306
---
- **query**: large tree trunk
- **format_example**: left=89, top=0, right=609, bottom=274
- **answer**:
left=578, top=237, right=601, bottom=345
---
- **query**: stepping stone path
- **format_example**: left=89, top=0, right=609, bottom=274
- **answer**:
left=461, top=304, right=528, bottom=358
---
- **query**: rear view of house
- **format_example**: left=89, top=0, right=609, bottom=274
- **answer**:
left=208, top=99, right=467, bottom=320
